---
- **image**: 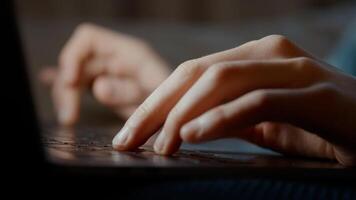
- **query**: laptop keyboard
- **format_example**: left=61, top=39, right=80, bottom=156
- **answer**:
left=41, top=124, right=343, bottom=168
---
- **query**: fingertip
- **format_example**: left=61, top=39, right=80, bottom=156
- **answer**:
left=112, top=126, right=130, bottom=151
left=153, top=132, right=165, bottom=154
left=153, top=130, right=182, bottom=155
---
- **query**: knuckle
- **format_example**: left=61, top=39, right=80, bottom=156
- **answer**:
left=72, top=23, right=97, bottom=43
left=205, top=63, right=230, bottom=86
left=59, top=23, right=95, bottom=65
left=294, top=57, right=324, bottom=79
left=177, top=59, right=203, bottom=78
left=284, top=57, right=325, bottom=86
left=263, top=123, right=283, bottom=135
left=295, top=56, right=314, bottom=65
left=251, top=90, right=273, bottom=111
left=315, top=83, right=339, bottom=99
left=75, top=22, right=96, bottom=35
left=260, top=123, right=284, bottom=146
left=293, top=57, right=315, bottom=71
left=73, top=27, right=94, bottom=45
left=266, top=34, right=290, bottom=46
left=261, top=34, right=293, bottom=55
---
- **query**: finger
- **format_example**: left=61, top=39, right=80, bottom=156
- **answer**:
left=182, top=118, right=336, bottom=160
left=153, top=58, right=325, bottom=155
left=52, top=57, right=98, bottom=126
left=92, top=75, right=143, bottom=107
left=54, top=53, right=140, bottom=126
left=179, top=88, right=300, bottom=141
left=253, top=123, right=336, bottom=159
left=112, top=36, right=311, bottom=151
left=112, top=59, right=203, bottom=151
left=54, top=51, right=134, bottom=126
left=112, top=50, right=244, bottom=151
left=59, top=25, right=94, bottom=85
left=180, top=84, right=339, bottom=151
left=52, top=26, right=95, bottom=125
left=60, top=24, right=148, bottom=86
left=39, top=67, right=58, bottom=87
left=52, top=79, right=81, bottom=126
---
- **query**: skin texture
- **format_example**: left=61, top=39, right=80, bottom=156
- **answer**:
left=40, top=23, right=170, bottom=125
left=42, top=24, right=356, bottom=166
left=111, top=34, right=356, bottom=166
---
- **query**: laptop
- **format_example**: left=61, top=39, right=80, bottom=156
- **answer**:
left=6, top=0, right=355, bottom=181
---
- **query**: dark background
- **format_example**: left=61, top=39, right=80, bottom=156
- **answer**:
left=17, top=0, right=344, bottom=22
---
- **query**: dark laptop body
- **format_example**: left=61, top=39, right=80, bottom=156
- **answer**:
left=5, top=0, right=356, bottom=186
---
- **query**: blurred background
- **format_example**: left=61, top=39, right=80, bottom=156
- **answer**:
left=16, top=0, right=350, bottom=22
left=15, top=0, right=356, bottom=151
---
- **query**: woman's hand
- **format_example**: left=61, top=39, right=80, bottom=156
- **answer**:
left=40, top=23, right=170, bottom=125
left=112, top=35, right=356, bottom=166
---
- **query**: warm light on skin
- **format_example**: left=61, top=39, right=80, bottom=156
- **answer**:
left=41, top=23, right=356, bottom=166
left=40, top=23, right=170, bottom=126
left=112, top=35, right=356, bottom=166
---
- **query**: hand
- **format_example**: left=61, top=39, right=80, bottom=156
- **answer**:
left=40, top=23, right=170, bottom=125
left=112, top=35, right=356, bottom=166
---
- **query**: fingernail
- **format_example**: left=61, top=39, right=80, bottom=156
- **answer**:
left=112, top=126, right=130, bottom=149
left=154, top=131, right=165, bottom=154
left=180, top=120, right=201, bottom=140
